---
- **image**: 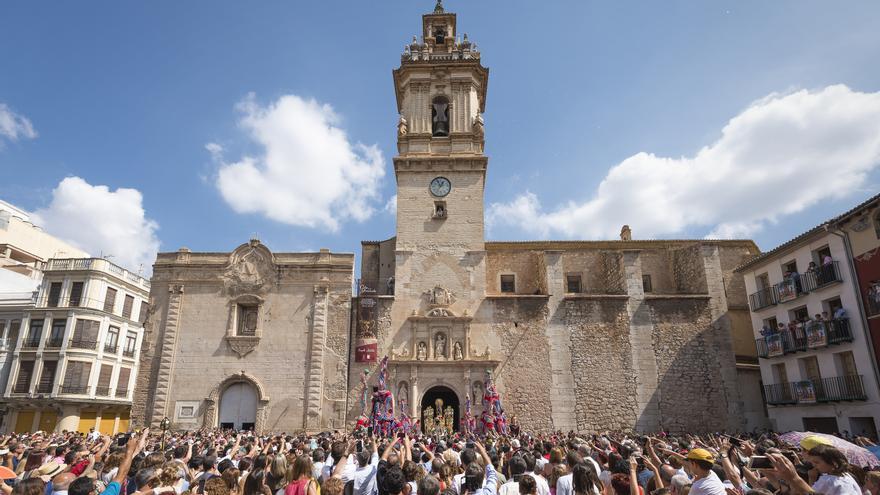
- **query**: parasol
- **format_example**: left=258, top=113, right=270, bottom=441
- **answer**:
left=777, top=431, right=880, bottom=467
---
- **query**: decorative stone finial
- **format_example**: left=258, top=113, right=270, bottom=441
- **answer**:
left=434, top=0, right=444, bottom=13
left=620, top=225, right=632, bottom=241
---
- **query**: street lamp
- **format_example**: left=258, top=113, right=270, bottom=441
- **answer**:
left=160, top=417, right=171, bottom=451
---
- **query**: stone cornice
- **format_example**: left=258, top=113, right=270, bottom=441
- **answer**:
left=486, top=239, right=759, bottom=251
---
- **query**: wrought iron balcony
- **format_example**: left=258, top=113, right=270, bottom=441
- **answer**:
left=802, top=262, right=843, bottom=292
left=115, top=389, right=129, bottom=398
left=60, top=385, right=89, bottom=394
left=756, top=318, right=853, bottom=359
left=46, top=338, right=64, bottom=349
left=95, top=386, right=111, bottom=396
left=749, top=287, right=777, bottom=311
left=764, top=375, right=867, bottom=405
left=104, top=344, right=118, bottom=354
left=23, top=338, right=41, bottom=349
left=122, top=349, right=136, bottom=358
left=36, top=383, right=54, bottom=394
left=69, top=339, right=98, bottom=350
left=866, top=293, right=880, bottom=318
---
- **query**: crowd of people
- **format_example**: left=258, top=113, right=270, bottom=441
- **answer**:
left=0, top=427, right=878, bottom=495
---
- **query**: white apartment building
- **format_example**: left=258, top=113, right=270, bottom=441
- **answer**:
left=738, top=199, right=880, bottom=438
left=1, top=257, right=150, bottom=434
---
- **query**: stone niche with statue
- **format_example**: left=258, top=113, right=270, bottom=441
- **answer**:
left=391, top=285, right=477, bottom=362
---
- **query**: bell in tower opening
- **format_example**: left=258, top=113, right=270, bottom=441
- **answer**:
left=432, top=96, right=450, bottom=136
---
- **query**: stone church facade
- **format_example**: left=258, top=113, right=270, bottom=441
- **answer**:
left=134, top=3, right=763, bottom=434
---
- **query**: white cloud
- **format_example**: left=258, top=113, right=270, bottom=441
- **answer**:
left=0, top=103, right=37, bottom=145
left=213, top=93, right=385, bottom=231
left=488, top=85, right=880, bottom=240
left=384, top=194, right=397, bottom=214
left=33, top=177, right=160, bottom=274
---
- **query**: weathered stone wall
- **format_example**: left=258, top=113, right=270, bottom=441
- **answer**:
left=346, top=297, right=394, bottom=421
left=566, top=299, right=638, bottom=431
left=640, top=251, right=675, bottom=293
left=131, top=285, right=169, bottom=427
left=489, top=299, right=554, bottom=432
left=321, top=289, right=354, bottom=430
left=649, top=298, right=730, bottom=433
left=673, top=244, right=709, bottom=294
left=717, top=245, right=756, bottom=309
left=486, top=250, right=545, bottom=294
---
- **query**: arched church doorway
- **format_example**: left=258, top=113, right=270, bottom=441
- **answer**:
left=421, top=386, right=459, bottom=434
left=219, top=382, right=258, bottom=431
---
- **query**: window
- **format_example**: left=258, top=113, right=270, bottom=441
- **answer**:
left=96, top=364, right=113, bottom=396
left=103, top=287, right=117, bottom=313
left=116, top=367, right=131, bottom=397
left=71, top=319, right=100, bottom=349
left=756, top=273, right=770, bottom=290
left=836, top=351, right=857, bottom=377
left=792, top=306, right=810, bottom=322
left=68, top=282, right=84, bottom=307
left=137, top=301, right=150, bottom=324
left=237, top=305, right=258, bottom=336
left=14, top=360, right=35, bottom=393
left=815, top=246, right=832, bottom=264
left=431, top=96, right=450, bottom=137
left=121, top=294, right=134, bottom=319
left=772, top=363, right=789, bottom=383
left=25, top=319, right=43, bottom=348
left=642, top=274, right=653, bottom=293
left=123, top=331, right=137, bottom=357
left=47, top=282, right=62, bottom=307
left=783, top=260, right=799, bottom=274
left=500, top=275, right=516, bottom=293
left=433, top=201, right=447, bottom=219
left=62, top=361, right=92, bottom=394
left=800, top=356, right=821, bottom=382
left=105, top=326, right=119, bottom=352
left=763, top=316, right=778, bottom=331
left=48, top=319, right=66, bottom=347
left=37, top=361, right=57, bottom=394
left=7, top=320, right=20, bottom=349
left=566, top=275, right=582, bottom=293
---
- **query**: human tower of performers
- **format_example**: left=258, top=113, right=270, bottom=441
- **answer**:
left=357, top=357, right=511, bottom=438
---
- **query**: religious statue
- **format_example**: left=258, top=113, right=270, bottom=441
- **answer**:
left=444, top=406, right=454, bottom=432
left=434, top=333, right=447, bottom=359
left=423, top=406, right=435, bottom=433
left=397, top=383, right=409, bottom=414
left=453, top=341, right=463, bottom=361
left=472, top=381, right=483, bottom=404
left=416, top=342, right=427, bottom=361
left=473, top=113, right=484, bottom=136
left=397, top=115, right=407, bottom=137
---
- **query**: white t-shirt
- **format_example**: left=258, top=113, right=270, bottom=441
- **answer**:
left=527, top=472, right=550, bottom=495
left=689, top=471, right=726, bottom=495
left=498, top=481, right=519, bottom=495
left=812, top=473, right=862, bottom=495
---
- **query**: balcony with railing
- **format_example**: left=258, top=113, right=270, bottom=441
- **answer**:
left=104, top=344, right=118, bottom=354
left=764, top=375, right=867, bottom=405
left=22, top=337, right=41, bottom=349
left=115, top=389, right=129, bottom=398
left=60, top=385, right=89, bottom=395
left=44, top=258, right=150, bottom=289
left=68, top=339, right=98, bottom=350
left=749, top=262, right=844, bottom=311
left=755, top=318, right=853, bottom=358
left=749, top=287, right=777, bottom=311
left=95, top=386, right=111, bottom=397
left=866, top=291, right=880, bottom=318
left=45, top=338, right=64, bottom=349
left=122, top=348, right=136, bottom=358
left=36, top=382, right=54, bottom=394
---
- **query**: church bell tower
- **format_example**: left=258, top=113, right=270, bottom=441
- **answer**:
left=393, top=0, right=489, bottom=253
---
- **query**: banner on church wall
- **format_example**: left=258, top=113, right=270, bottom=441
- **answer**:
left=356, top=341, right=378, bottom=363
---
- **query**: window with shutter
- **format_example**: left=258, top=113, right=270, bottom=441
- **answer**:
left=37, top=361, right=57, bottom=393
left=122, top=295, right=134, bottom=319
left=96, top=364, right=113, bottom=396
left=47, top=282, right=62, bottom=307
left=116, top=367, right=131, bottom=397
left=138, top=301, right=150, bottom=324
left=69, top=282, right=84, bottom=307
left=71, top=319, right=100, bottom=349
left=103, top=287, right=117, bottom=313
left=14, top=361, right=35, bottom=393
left=500, top=274, right=516, bottom=293
left=62, top=361, right=92, bottom=394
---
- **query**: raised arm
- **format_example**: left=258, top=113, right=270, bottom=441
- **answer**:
left=115, top=429, right=148, bottom=484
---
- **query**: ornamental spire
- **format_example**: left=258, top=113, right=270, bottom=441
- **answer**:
left=434, top=0, right=444, bottom=13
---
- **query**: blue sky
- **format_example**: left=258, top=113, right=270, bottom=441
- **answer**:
left=2, top=1, right=880, bottom=273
